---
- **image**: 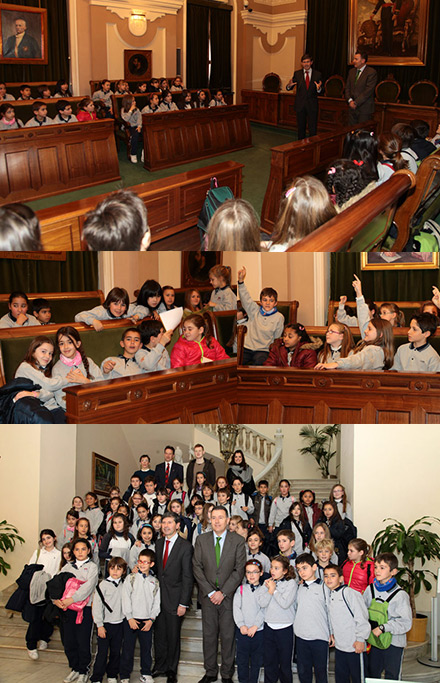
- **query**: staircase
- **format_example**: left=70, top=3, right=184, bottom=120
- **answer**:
left=289, top=479, right=337, bottom=504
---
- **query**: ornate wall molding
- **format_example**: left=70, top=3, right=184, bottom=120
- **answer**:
left=89, top=0, right=184, bottom=22
left=240, top=9, right=306, bottom=45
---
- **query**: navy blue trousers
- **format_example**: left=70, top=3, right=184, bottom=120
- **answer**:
left=90, top=621, right=123, bottom=681
left=367, top=644, right=404, bottom=680
left=335, top=649, right=366, bottom=683
left=62, top=606, right=93, bottom=674
left=242, top=348, right=269, bottom=366
left=296, top=635, right=328, bottom=683
left=263, top=624, right=293, bottom=683
left=236, top=628, right=263, bottom=683
left=25, top=604, right=53, bottom=649
left=120, top=618, right=152, bottom=678
left=128, top=126, right=142, bottom=155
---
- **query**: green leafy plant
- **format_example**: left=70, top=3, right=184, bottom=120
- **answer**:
left=372, top=516, right=440, bottom=618
left=298, top=424, right=341, bottom=478
left=0, top=520, right=25, bottom=576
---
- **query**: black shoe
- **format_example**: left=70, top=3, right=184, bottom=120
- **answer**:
left=167, top=673, right=177, bottom=683
left=152, top=671, right=166, bottom=679
left=198, top=676, right=217, bottom=683
left=221, top=678, right=233, bottom=683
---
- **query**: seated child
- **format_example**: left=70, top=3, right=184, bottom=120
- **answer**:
left=237, top=265, right=284, bottom=365
left=170, top=313, right=229, bottom=368
left=207, top=198, right=261, bottom=252
left=136, top=82, right=148, bottom=94
left=142, top=92, right=161, bottom=114
left=75, top=287, right=139, bottom=331
left=52, top=326, right=103, bottom=410
left=162, top=285, right=176, bottom=310
left=364, top=553, right=412, bottom=680
left=32, top=298, right=52, bottom=325
left=209, top=264, right=237, bottom=310
left=101, top=327, right=144, bottom=379
left=0, top=82, right=14, bottom=101
left=379, top=302, right=405, bottom=327
left=317, top=323, right=354, bottom=363
left=24, top=101, right=54, bottom=127
left=37, top=84, right=52, bottom=99
left=390, top=123, right=418, bottom=173
left=76, top=97, right=97, bottom=122
left=264, top=323, right=322, bottom=368
left=0, top=291, right=41, bottom=328
left=377, top=133, right=408, bottom=185
left=0, top=103, right=24, bottom=129
left=209, top=89, right=227, bottom=107
left=324, top=564, right=370, bottom=683
left=183, top=289, right=206, bottom=315
left=327, top=159, right=376, bottom=212
left=147, top=79, right=160, bottom=93
left=54, top=80, right=71, bottom=98
left=120, top=549, right=160, bottom=683
left=159, top=78, right=170, bottom=92
left=170, top=76, right=184, bottom=91
left=92, top=80, right=113, bottom=115
left=54, top=99, right=78, bottom=124
left=135, top=279, right=167, bottom=319
left=391, top=312, right=440, bottom=372
left=120, top=95, right=143, bottom=164
left=194, top=89, right=207, bottom=108
left=135, top=319, right=173, bottom=372
left=17, top=84, right=32, bottom=100
left=233, top=560, right=265, bottom=683
left=158, top=90, right=178, bottom=112
left=410, top=119, right=436, bottom=161
left=179, top=89, right=193, bottom=109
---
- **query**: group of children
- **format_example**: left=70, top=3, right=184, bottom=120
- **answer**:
left=16, top=466, right=412, bottom=683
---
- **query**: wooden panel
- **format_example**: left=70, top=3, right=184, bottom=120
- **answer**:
left=142, top=105, right=252, bottom=171
left=241, top=90, right=279, bottom=125
left=0, top=120, right=120, bottom=205
left=236, top=404, right=271, bottom=423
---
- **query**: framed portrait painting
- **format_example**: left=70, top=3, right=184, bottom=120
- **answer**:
left=124, top=49, right=152, bottom=82
left=92, top=453, right=119, bottom=496
left=181, top=251, right=222, bottom=287
left=361, top=252, right=439, bottom=270
left=0, top=4, right=47, bottom=64
left=348, top=0, right=429, bottom=66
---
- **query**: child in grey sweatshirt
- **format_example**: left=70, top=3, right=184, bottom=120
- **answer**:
left=233, top=559, right=265, bottom=683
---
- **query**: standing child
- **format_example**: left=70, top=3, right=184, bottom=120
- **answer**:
left=342, top=539, right=375, bottom=594
left=143, top=476, right=157, bottom=512
left=170, top=314, right=229, bottom=367
left=53, top=327, right=103, bottom=410
left=59, top=509, right=79, bottom=545
left=268, top=480, right=295, bottom=535
left=233, top=559, right=265, bottom=683
left=72, top=518, right=99, bottom=565
left=90, top=557, right=127, bottom=683
left=320, top=501, right=352, bottom=564
left=170, top=477, right=189, bottom=510
left=101, top=327, right=143, bottom=379
left=84, top=491, right=103, bottom=537
left=330, top=484, right=353, bottom=522
left=280, top=502, right=312, bottom=556
left=56, top=538, right=99, bottom=683
left=75, top=287, right=138, bottom=331
left=294, top=553, right=331, bottom=683
left=246, top=527, right=271, bottom=574
left=209, top=265, right=237, bottom=311
left=0, top=291, right=41, bottom=327
left=256, top=555, right=297, bottom=683
left=231, top=476, right=254, bottom=521
left=277, top=529, right=297, bottom=567
left=364, top=552, right=412, bottom=680
left=300, top=490, right=321, bottom=528
left=136, top=319, right=173, bottom=372
left=264, top=323, right=322, bottom=368
left=120, top=95, right=143, bottom=163
left=237, top=266, right=284, bottom=365
left=314, top=539, right=336, bottom=580
left=129, top=524, right=156, bottom=570
left=130, top=501, right=150, bottom=537
left=151, top=488, right=169, bottom=517
left=391, top=313, right=440, bottom=372
left=120, top=549, right=160, bottom=683
left=216, top=488, right=232, bottom=517
left=324, top=564, right=370, bottom=683
left=99, top=514, right=135, bottom=577
left=250, top=479, right=272, bottom=542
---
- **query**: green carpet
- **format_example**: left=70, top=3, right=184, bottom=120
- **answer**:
left=27, top=123, right=296, bottom=219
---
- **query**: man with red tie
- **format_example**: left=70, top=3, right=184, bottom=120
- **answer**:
left=153, top=512, right=193, bottom=683
left=154, top=445, right=184, bottom=493
left=286, top=53, right=322, bottom=140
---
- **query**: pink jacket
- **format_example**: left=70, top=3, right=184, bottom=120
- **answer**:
left=170, top=336, right=229, bottom=368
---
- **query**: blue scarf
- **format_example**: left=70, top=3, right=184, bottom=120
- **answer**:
left=374, top=576, right=397, bottom=592
left=259, top=306, right=278, bottom=316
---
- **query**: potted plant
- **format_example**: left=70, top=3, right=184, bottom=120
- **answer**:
left=0, top=520, right=25, bottom=576
left=298, top=424, right=341, bottom=478
left=372, top=516, right=440, bottom=642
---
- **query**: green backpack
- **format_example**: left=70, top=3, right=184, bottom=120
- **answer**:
left=367, top=584, right=402, bottom=650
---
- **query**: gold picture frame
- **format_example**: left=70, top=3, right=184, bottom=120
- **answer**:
left=0, top=3, right=47, bottom=65
left=361, top=252, right=439, bottom=270
left=92, top=452, right=119, bottom=496
left=348, top=0, right=429, bottom=66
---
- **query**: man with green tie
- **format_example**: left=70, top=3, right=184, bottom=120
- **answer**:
left=345, top=51, right=378, bottom=124
left=193, top=506, right=246, bottom=683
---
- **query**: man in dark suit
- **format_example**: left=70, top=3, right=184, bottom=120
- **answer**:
left=155, top=445, right=184, bottom=492
left=345, top=51, right=378, bottom=125
left=193, top=505, right=246, bottom=683
left=286, top=53, right=322, bottom=140
left=153, top=512, right=193, bottom=683
left=3, top=18, right=40, bottom=59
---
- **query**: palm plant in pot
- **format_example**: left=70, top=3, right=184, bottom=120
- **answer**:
left=298, top=424, right=341, bottom=478
left=372, top=516, right=440, bottom=642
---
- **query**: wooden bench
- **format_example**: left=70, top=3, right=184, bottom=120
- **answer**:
left=8, top=97, right=86, bottom=126
left=141, top=105, right=252, bottom=171
left=0, top=290, right=104, bottom=324
left=64, top=359, right=237, bottom=424
left=260, top=121, right=377, bottom=234
left=35, top=160, right=244, bottom=250
left=0, top=119, right=120, bottom=205
left=5, top=82, right=60, bottom=100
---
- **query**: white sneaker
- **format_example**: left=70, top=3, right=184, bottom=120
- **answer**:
left=141, top=149, right=144, bottom=162
left=27, top=649, right=38, bottom=660
left=120, top=680, right=130, bottom=683
left=38, top=640, right=48, bottom=650
left=140, top=676, right=154, bottom=683
left=64, top=672, right=80, bottom=683
left=76, top=675, right=89, bottom=683
left=130, top=154, right=138, bottom=163
left=107, top=679, right=117, bottom=683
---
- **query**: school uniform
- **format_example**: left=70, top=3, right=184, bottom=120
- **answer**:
left=60, top=558, right=99, bottom=675
left=26, top=547, right=61, bottom=651
left=74, top=304, right=138, bottom=326
left=238, top=282, right=285, bottom=365
left=326, top=585, right=370, bottom=683
left=333, top=500, right=353, bottom=522
left=268, top=495, right=296, bottom=530
left=294, top=578, right=330, bottom=683
left=250, top=492, right=272, bottom=536
left=231, top=491, right=254, bottom=520
left=335, top=346, right=385, bottom=371
left=246, top=549, right=270, bottom=574
left=391, top=342, right=440, bottom=373
left=130, top=517, right=150, bottom=539
left=133, top=301, right=167, bottom=319
left=53, top=357, right=103, bottom=410
left=158, top=101, right=178, bottom=112
left=141, top=104, right=160, bottom=114
left=320, top=347, right=354, bottom=363
left=0, top=312, right=41, bottom=328
left=257, top=579, right=297, bottom=683
left=58, top=522, right=76, bottom=544
left=101, top=354, right=144, bottom=379
left=0, top=118, right=24, bottom=130
left=135, top=345, right=171, bottom=372
left=120, top=571, right=161, bottom=679
left=92, top=89, right=113, bottom=109
left=233, top=582, right=265, bottom=683
left=209, top=286, right=237, bottom=311
left=0, top=93, right=14, bottom=100
left=121, top=108, right=142, bottom=154
left=14, top=363, right=67, bottom=419
left=151, top=500, right=168, bottom=517
left=99, top=532, right=135, bottom=570
left=54, top=113, right=78, bottom=123
left=90, top=577, right=124, bottom=682
left=24, top=116, right=55, bottom=127
left=143, top=492, right=157, bottom=512
left=280, top=517, right=312, bottom=556
left=209, top=99, right=227, bottom=107
left=129, top=542, right=155, bottom=570
left=84, top=506, right=104, bottom=537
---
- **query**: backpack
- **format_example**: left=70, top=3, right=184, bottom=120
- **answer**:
left=197, top=177, right=234, bottom=249
left=367, top=583, right=402, bottom=650
left=62, top=577, right=88, bottom=624
left=408, top=220, right=440, bottom=252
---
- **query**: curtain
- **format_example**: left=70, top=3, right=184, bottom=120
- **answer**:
left=0, top=253, right=99, bottom=294
left=330, top=253, right=440, bottom=302
left=186, top=3, right=210, bottom=89
left=209, top=7, right=231, bottom=90
left=0, top=0, right=69, bottom=84
left=306, top=0, right=440, bottom=101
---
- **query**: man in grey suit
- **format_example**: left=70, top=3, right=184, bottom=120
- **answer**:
left=345, top=51, right=378, bottom=125
left=193, top=506, right=246, bottom=683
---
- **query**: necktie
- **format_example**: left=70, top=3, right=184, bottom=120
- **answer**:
left=215, top=536, right=221, bottom=587
left=305, top=71, right=310, bottom=89
left=165, top=463, right=170, bottom=487
left=355, top=69, right=361, bottom=83
left=163, top=539, right=170, bottom=568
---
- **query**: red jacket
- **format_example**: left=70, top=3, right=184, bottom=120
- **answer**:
left=170, top=336, right=229, bottom=368
left=77, top=111, right=97, bottom=121
left=342, top=558, right=375, bottom=593
left=263, top=337, right=322, bottom=368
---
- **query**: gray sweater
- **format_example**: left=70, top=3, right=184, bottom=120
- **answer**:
left=233, top=582, right=265, bottom=630
left=268, top=495, right=296, bottom=528
left=256, top=579, right=297, bottom=625
left=391, top=342, right=440, bottom=373
left=121, top=108, right=142, bottom=127
left=336, top=345, right=385, bottom=371
left=209, top=287, right=237, bottom=311
left=14, top=362, right=68, bottom=410
left=60, top=558, right=99, bottom=606
left=238, top=282, right=285, bottom=352
left=101, top=355, right=144, bottom=379
left=364, top=583, right=412, bottom=648
left=0, top=312, right=41, bottom=328
left=122, top=571, right=161, bottom=621
left=52, top=357, right=103, bottom=409
left=24, top=116, right=55, bottom=127
left=326, top=585, right=370, bottom=652
left=135, top=345, right=170, bottom=372
left=246, top=549, right=271, bottom=574
left=0, top=119, right=24, bottom=130
left=92, top=578, right=124, bottom=626
left=74, top=304, right=138, bottom=326
left=294, top=579, right=330, bottom=641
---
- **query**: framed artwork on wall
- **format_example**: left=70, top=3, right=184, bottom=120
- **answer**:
left=92, top=452, right=119, bottom=496
left=0, top=4, right=47, bottom=64
left=124, top=49, right=152, bottom=82
left=348, top=0, right=429, bottom=66
left=361, top=252, right=439, bottom=270
left=181, top=251, right=222, bottom=287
